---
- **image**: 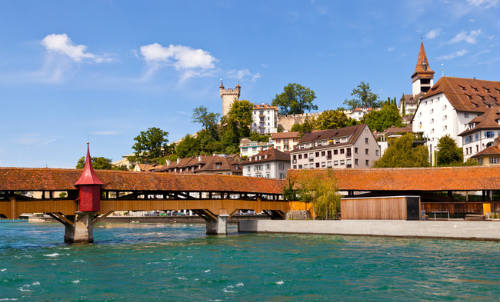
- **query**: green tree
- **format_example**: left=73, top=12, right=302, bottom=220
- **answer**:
left=436, top=136, right=463, bottom=166
left=361, top=103, right=403, bottom=132
left=192, top=106, right=219, bottom=133
left=175, top=135, right=200, bottom=158
left=343, top=82, right=380, bottom=109
left=314, top=109, right=357, bottom=130
left=293, top=170, right=341, bottom=219
left=400, top=94, right=406, bottom=116
left=374, top=133, right=430, bottom=168
left=272, top=83, right=317, bottom=115
left=249, top=132, right=271, bottom=142
left=76, top=156, right=113, bottom=170
left=132, top=127, right=169, bottom=163
left=291, top=117, right=316, bottom=134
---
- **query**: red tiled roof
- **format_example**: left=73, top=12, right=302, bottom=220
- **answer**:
left=423, top=77, right=500, bottom=113
left=243, top=148, right=290, bottom=165
left=471, top=145, right=500, bottom=158
left=0, top=168, right=283, bottom=193
left=254, top=104, right=278, bottom=110
left=271, top=132, right=300, bottom=139
left=458, top=106, right=500, bottom=136
left=299, top=124, right=366, bottom=145
left=288, top=166, right=500, bottom=191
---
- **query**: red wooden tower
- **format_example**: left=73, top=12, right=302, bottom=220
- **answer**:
left=74, top=143, right=104, bottom=212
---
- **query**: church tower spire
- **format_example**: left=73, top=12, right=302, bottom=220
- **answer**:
left=411, top=42, right=435, bottom=96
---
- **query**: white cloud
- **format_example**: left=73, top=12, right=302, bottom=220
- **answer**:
left=16, top=134, right=56, bottom=146
left=41, top=34, right=109, bottom=63
left=227, top=69, right=261, bottom=82
left=425, top=29, right=441, bottom=39
left=139, top=43, right=216, bottom=81
left=437, top=49, right=468, bottom=60
left=467, top=0, right=498, bottom=8
left=91, top=130, right=119, bottom=136
left=449, top=29, right=481, bottom=44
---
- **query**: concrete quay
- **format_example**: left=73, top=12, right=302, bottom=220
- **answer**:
left=238, top=220, right=500, bottom=241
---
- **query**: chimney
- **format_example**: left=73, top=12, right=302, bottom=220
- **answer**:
left=198, top=155, right=202, bottom=162
left=166, top=159, right=171, bottom=166
left=177, top=158, right=181, bottom=164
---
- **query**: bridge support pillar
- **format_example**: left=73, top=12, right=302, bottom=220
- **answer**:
left=64, top=212, right=97, bottom=244
left=206, top=214, right=228, bottom=235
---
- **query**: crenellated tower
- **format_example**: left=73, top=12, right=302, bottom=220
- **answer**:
left=411, top=42, right=435, bottom=96
left=220, top=81, right=241, bottom=116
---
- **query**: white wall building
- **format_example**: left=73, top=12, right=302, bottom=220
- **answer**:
left=239, top=138, right=273, bottom=157
left=343, top=107, right=373, bottom=121
left=412, top=77, right=500, bottom=164
left=270, top=131, right=300, bottom=152
left=251, top=104, right=278, bottom=134
left=459, top=107, right=500, bottom=161
left=220, top=82, right=240, bottom=117
left=242, top=148, right=290, bottom=179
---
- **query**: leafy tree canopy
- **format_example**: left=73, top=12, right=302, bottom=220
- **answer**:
left=175, top=134, right=200, bottom=158
left=374, top=133, right=430, bottom=168
left=192, top=106, right=220, bottom=132
left=272, top=83, right=317, bottom=115
left=291, top=117, right=316, bottom=134
left=437, top=135, right=463, bottom=166
left=76, top=156, right=112, bottom=170
left=315, top=109, right=358, bottom=130
left=361, top=103, right=403, bottom=132
left=132, top=127, right=169, bottom=164
left=343, top=82, right=380, bottom=110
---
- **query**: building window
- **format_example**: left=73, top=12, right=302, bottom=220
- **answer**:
left=346, top=148, right=351, bottom=157
left=365, top=160, right=369, bottom=166
left=340, top=149, right=345, bottom=154
left=376, top=149, right=380, bottom=156
left=354, top=147, right=358, bottom=154
left=340, top=160, right=345, bottom=165
left=334, top=149, right=338, bottom=155
left=293, top=155, right=297, bottom=160
left=315, top=152, right=319, bottom=157
left=298, top=154, right=302, bottom=159
left=365, top=138, right=368, bottom=144
left=486, top=131, right=495, bottom=138
left=334, top=160, right=338, bottom=166
left=321, top=151, right=325, bottom=156
left=315, top=163, right=320, bottom=168
left=327, top=161, right=332, bottom=168
left=293, top=165, right=297, bottom=169
left=327, top=150, right=332, bottom=159
left=321, top=162, right=326, bottom=168
left=298, top=164, right=302, bottom=169
left=490, top=157, right=499, bottom=164
left=365, top=148, right=369, bottom=155
left=303, top=153, right=307, bottom=159
left=266, top=164, right=270, bottom=170
left=355, top=159, right=358, bottom=165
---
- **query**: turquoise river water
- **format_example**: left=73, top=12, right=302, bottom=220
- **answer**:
left=0, top=221, right=499, bottom=301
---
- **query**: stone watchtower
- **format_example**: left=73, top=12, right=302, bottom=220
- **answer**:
left=220, top=81, right=241, bottom=116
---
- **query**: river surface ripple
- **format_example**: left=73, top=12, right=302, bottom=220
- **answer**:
left=0, top=222, right=498, bottom=301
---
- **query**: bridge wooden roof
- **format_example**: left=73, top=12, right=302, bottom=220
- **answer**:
left=0, top=168, right=284, bottom=194
left=288, top=166, right=500, bottom=191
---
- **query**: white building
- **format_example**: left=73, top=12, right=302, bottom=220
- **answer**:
left=242, top=148, right=290, bottom=179
left=270, top=131, right=300, bottom=152
left=251, top=104, right=278, bottom=134
left=291, top=124, right=380, bottom=169
left=412, top=77, right=500, bottom=164
left=459, top=106, right=500, bottom=161
left=239, top=138, right=273, bottom=157
left=343, top=107, right=373, bottom=121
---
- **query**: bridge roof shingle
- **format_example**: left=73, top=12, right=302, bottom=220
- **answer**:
left=288, top=166, right=500, bottom=191
left=0, top=168, right=284, bottom=193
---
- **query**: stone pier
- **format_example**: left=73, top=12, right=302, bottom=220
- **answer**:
left=206, top=214, right=229, bottom=235
left=64, top=212, right=97, bottom=244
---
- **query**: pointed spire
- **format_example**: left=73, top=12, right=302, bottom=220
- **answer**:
left=413, top=42, right=434, bottom=76
left=74, top=142, right=104, bottom=186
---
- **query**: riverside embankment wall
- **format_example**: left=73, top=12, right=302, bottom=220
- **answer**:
left=238, top=220, right=500, bottom=241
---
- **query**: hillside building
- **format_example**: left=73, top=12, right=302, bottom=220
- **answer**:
left=271, top=131, right=300, bottom=152
left=412, top=77, right=500, bottom=164
left=239, top=138, right=273, bottom=157
left=459, top=106, right=500, bottom=161
left=242, top=148, right=290, bottom=179
left=290, top=124, right=380, bottom=170
left=251, top=104, right=278, bottom=134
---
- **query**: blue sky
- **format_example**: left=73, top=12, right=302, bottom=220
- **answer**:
left=0, top=0, right=499, bottom=168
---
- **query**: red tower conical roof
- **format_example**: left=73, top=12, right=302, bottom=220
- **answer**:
left=74, top=142, right=104, bottom=186
left=412, top=42, right=434, bottom=78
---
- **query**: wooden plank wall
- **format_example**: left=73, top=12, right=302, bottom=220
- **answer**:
left=341, top=197, right=408, bottom=220
left=422, top=202, right=484, bottom=215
